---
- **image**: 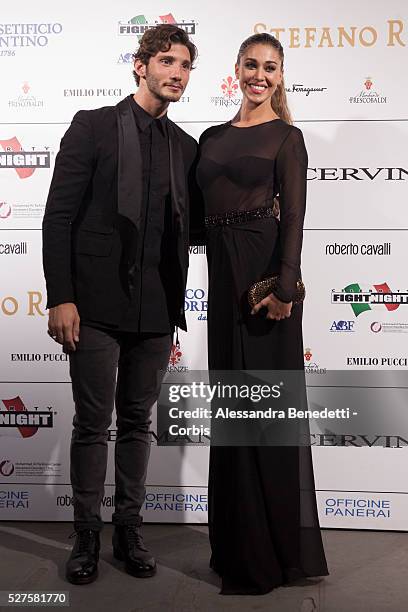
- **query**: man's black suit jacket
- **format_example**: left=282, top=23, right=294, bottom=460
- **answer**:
left=42, top=96, right=200, bottom=331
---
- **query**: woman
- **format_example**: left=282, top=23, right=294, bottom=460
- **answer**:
left=196, top=33, right=329, bottom=594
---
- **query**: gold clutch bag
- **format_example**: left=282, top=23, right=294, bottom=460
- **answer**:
left=248, top=274, right=305, bottom=308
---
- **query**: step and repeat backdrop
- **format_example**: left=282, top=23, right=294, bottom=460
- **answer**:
left=1, top=0, right=407, bottom=529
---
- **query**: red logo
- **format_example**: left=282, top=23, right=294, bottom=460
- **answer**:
left=373, top=282, right=399, bottom=312
left=159, top=13, right=176, bottom=24
left=169, top=343, right=182, bottom=366
left=1, top=396, right=38, bottom=438
left=364, top=77, right=373, bottom=90
left=221, top=76, right=239, bottom=99
left=22, top=82, right=30, bottom=95
left=304, top=348, right=312, bottom=362
left=0, top=137, right=35, bottom=179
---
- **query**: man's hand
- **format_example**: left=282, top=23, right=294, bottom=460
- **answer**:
left=251, top=293, right=292, bottom=321
left=48, top=303, right=80, bottom=352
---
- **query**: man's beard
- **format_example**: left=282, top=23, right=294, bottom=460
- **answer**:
left=145, top=71, right=183, bottom=102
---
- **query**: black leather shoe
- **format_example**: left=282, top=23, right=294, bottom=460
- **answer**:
left=66, top=529, right=100, bottom=585
left=112, top=525, right=156, bottom=578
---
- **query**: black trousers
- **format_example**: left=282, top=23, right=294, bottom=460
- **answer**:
left=69, top=325, right=171, bottom=531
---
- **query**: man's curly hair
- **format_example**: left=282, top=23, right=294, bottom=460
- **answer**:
left=133, top=24, right=197, bottom=85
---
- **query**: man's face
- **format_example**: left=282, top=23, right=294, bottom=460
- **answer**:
left=135, top=43, right=192, bottom=103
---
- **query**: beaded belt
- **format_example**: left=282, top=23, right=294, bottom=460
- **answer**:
left=205, top=206, right=275, bottom=228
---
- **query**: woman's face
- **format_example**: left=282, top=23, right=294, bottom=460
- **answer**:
left=235, top=44, right=283, bottom=105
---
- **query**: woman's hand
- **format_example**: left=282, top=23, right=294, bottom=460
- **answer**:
left=251, top=293, right=292, bottom=321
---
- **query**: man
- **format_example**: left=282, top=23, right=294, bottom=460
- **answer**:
left=42, top=24, right=198, bottom=585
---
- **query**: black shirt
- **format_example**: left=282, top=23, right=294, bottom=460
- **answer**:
left=119, top=97, right=172, bottom=333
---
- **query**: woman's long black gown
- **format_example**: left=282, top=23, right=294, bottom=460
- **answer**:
left=196, top=119, right=329, bottom=595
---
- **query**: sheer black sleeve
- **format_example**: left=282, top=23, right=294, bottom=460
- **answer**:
left=273, top=127, right=308, bottom=303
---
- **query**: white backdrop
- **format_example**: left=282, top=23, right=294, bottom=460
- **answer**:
left=1, top=0, right=408, bottom=529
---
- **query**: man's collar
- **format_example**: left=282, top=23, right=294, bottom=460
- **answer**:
left=130, top=95, right=168, bottom=134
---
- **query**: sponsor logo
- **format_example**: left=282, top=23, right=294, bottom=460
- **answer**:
left=101, top=495, right=114, bottom=508
left=0, top=22, right=63, bottom=53
left=184, top=288, right=207, bottom=321
left=330, top=320, right=355, bottom=332
left=0, top=458, right=61, bottom=478
left=0, top=200, right=44, bottom=222
left=144, top=492, right=208, bottom=512
left=0, top=241, right=27, bottom=255
left=211, top=75, right=241, bottom=107
left=169, top=343, right=182, bottom=366
left=325, top=242, right=391, bottom=256
left=0, top=291, right=45, bottom=316
left=10, top=353, right=68, bottom=362
left=167, top=342, right=188, bottom=372
left=56, top=494, right=116, bottom=508
left=0, top=396, right=55, bottom=438
left=370, top=321, right=408, bottom=334
left=285, top=83, right=327, bottom=96
left=63, top=88, right=122, bottom=98
left=0, top=202, right=12, bottom=219
left=308, top=167, right=407, bottom=180
left=311, top=433, right=408, bottom=447
left=0, top=460, right=15, bottom=476
left=304, top=348, right=326, bottom=374
left=56, top=490, right=207, bottom=512
left=331, top=282, right=408, bottom=317
left=0, top=489, right=29, bottom=509
left=56, top=494, right=73, bottom=507
left=349, top=76, right=387, bottom=104
left=117, top=52, right=133, bottom=64
left=324, top=497, right=391, bottom=518
left=118, top=13, right=196, bottom=38
left=253, top=20, right=406, bottom=48
left=8, top=82, right=44, bottom=109
left=304, top=347, right=312, bottom=361
left=221, top=76, right=239, bottom=99
left=346, top=356, right=408, bottom=367
left=189, top=245, right=206, bottom=255
left=146, top=430, right=408, bottom=448
left=0, top=137, right=50, bottom=179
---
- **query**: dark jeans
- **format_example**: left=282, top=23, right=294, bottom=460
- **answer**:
left=69, top=325, right=171, bottom=531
